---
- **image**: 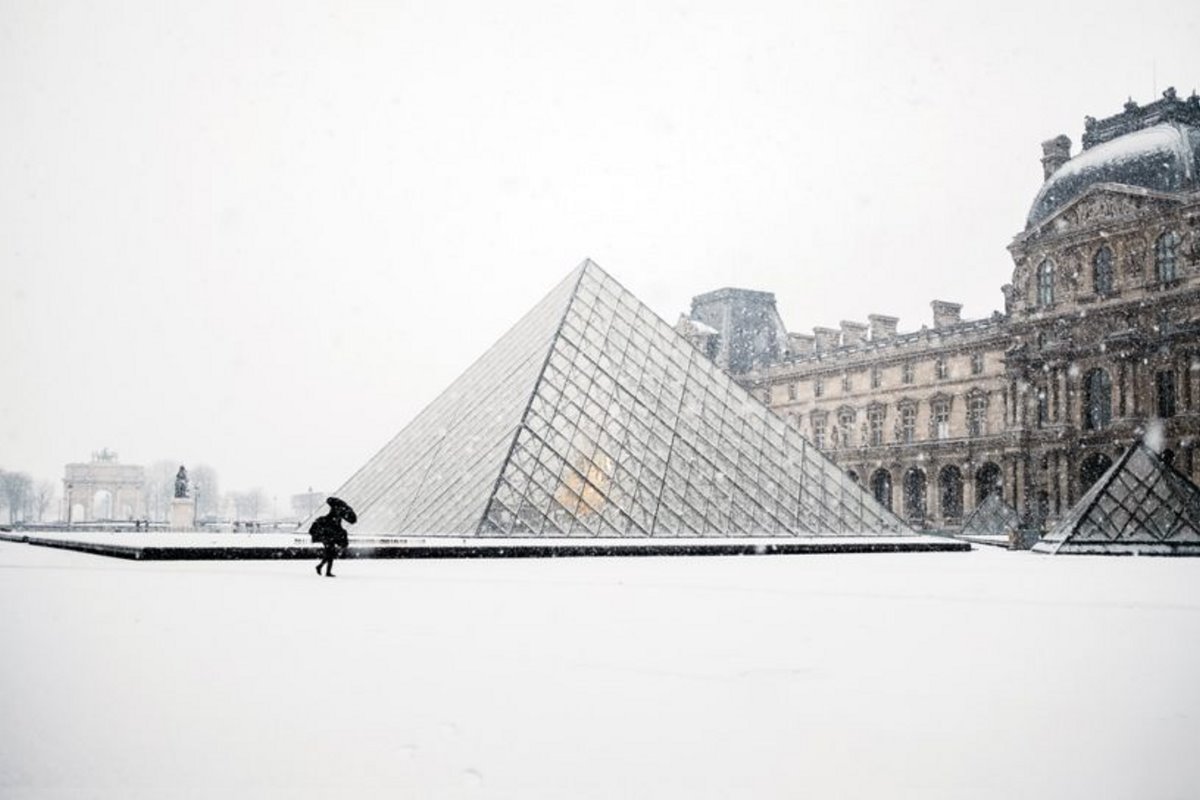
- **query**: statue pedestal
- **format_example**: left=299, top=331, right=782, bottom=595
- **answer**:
left=169, top=498, right=195, bottom=531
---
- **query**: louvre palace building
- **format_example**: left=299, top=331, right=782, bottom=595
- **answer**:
left=677, top=88, right=1200, bottom=531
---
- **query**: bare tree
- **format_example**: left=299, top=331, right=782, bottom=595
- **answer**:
left=190, top=464, right=220, bottom=520
left=34, top=480, right=56, bottom=522
left=0, top=470, right=33, bottom=524
left=230, top=488, right=268, bottom=522
left=143, top=460, right=179, bottom=522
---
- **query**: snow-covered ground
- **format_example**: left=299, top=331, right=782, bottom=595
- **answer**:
left=2, top=542, right=1198, bottom=799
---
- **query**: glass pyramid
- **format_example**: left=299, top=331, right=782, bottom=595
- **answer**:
left=960, top=492, right=1021, bottom=537
left=1034, top=440, right=1200, bottom=554
left=332, top=260, right=908, bottom=537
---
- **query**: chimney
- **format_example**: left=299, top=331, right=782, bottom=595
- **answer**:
left=840, top=321, right=868, bottom=347
left=1040, top=135, right=1071, bottom=180
left=813, top=326, right=840, bottom=352
left=931, top=300, right=962, bottom=329
left=788, top=333, right=815, bottom=356
left=868, top=314, right=899, bottom=341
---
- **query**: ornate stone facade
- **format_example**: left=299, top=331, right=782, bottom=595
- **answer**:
left=679, top=89, right=1200, bottom=530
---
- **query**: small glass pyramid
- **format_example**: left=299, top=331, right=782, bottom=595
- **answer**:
left=331, top=261, right=909, bottom=537
left=960, top=492, right=1021, bottom=537
left=1034, top=439, right=1200, bottom=554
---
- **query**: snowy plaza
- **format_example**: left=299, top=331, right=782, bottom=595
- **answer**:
left=3, top=540, right=1199, bottom=799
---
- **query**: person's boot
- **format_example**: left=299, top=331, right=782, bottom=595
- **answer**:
left=315, top=562, right=323, bottom=576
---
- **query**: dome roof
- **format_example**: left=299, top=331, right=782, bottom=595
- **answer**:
left=1027, top=121, right=1200, bottom=228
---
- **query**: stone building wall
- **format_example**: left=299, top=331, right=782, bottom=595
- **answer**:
left=678, top=89, right=1200, bottom=531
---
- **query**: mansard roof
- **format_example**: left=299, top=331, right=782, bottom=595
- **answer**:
left=1027, top=95, right=1200, bottom=228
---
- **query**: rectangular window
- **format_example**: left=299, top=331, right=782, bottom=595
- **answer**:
left=935, top=357, right=948, bottom=380
left=968, top=395, right=988, bottom=437
left=841, top=373, right=851, bottom=393
left=814, top=378, right=823, bottom=398
left=1157, top=371, right=1177, bottom=418
left=933, top=400, right=950, bottom=440
left=900, top=406, right=916, bottom=443
left=1036, top=388, right=1048, bottom=428
left=787, top=382, right=797, bottom=401
left=868, top=407, right=884, bottom=446
left=870, top=366, right=881, bottom=389
left=971, top=353, right=984, bottom=375
left=837, top=410, right=855, bottom=447
left=902, top=363, right=914, bottom=384
left=812, top=416, right=826, bottom=449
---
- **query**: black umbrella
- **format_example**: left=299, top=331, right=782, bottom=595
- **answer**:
left=326, top=496, right=357, bottom=524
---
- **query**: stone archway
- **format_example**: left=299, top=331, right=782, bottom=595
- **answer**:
left=92, top=490, right=113, bottom=521
left=871, top=468, right=893, bottom=512
left=975, top=462, right=1002, bottom=508
left=903, top=468, right=927, bottom=526
left=62, top=450, right=146, bottom=523
left=939, top=466, right=964, bottom=525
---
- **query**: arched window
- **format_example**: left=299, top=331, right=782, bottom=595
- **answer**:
left=939, top=466, right=964, bottom=523
left=975, top=463, right=1002, bottom=506
left=1155, top=231, right=1179, bottom=283
left=1083, top=368, right=1112, bottom=431
left=871, top=469, right=893, bottom=511
left=903, top=468, right=927, bottom=525
left=1093, top=245, right=1114, bottom=295
left=1037, top=259, right=1055, bottom=307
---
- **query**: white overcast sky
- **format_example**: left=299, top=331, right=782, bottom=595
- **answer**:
left=3, top=0, right=1199, bottom=506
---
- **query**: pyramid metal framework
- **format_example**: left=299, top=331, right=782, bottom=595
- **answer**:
left=332, top=260, right=909, bottom=537
left=1033, top=440, right=1200, bottom=554
left=960, top=492, right=1021, bottom=537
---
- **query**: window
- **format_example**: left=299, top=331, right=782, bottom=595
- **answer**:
left=813, top=378, right=823, bottom=398
left=1036, top=387, right=1049, bottom=428
left=1093, top=245, right=1114, bottom=295
left=932, top=398, right=951, bottom=440
left=868, top=406, right=885, bottom=446
left=837, top=408, right=856, bottom=447
left=935, top=357, right=948, bottom=380
left=787, top=382, right=797, bottom=401
left=811, top=414, right=827, bottom=449
left=970, top=352, right=984, bottom=375
left=967, top=394, right=988, bottom=437
left=899, top=404, right=916, bottom=443
left=1037, top=259, right=1055, bottom=307
left=841, top=373, right=851, bottom=394
left=870, top=365, right=881, bottom=388
left=1155, top=231, right=1179, bottom=283
left=1157, top=370, right=1177, bottom=418
left=1083, top=368, right=1112, bottom=431
left=902, top=363, right=914, bottom=384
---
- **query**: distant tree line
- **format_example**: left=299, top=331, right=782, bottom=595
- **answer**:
left=0, top=470, right=55, bottom=524
left=1, top=461, right=277, bottom=525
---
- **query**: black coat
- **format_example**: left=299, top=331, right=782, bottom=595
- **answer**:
left=309, top=515, right=349, bottom=548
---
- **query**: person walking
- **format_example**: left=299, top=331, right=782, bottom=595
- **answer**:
left=310, top=497, right=356, bottom=577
